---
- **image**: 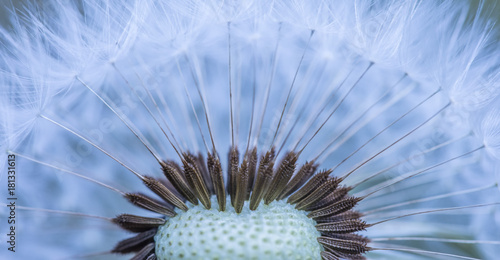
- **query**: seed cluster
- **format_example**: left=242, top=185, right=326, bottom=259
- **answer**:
left=111, top=148, right=370, bottom=260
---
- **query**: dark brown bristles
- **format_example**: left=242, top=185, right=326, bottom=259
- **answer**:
left=278, top=161, right=318, bottom=200
left=318, top=236, right=369, bottom=255
left=228, top=147, right=240, bottom=207
left=182, top=153, right=211, bottom=209
left=234, top=159, right=249, bottom=213
left=112, top=214, right=165, bottom=233
left=295, top=173, right=338, bottom=210
left=142, top=176, right=188, bottom=211
left=112, top=229, right=157, bottom=254
left=263, top=151, right=298, bottom=204
left=124, top=193, right=176, bottom=217
left=322, top=245, right=367, bottom=260
left=287, top=169, right=330, bottom=205
left=249, top=148, right=276, bottom=210
left=302, top=186, right=351, bottom=212
left=308, top=197, right=362, bottom=219
left=323, top=233, right=371, bottom=244
left=196, top=152, right=214, bottom=195
left=130, top=242, right=155, bottom=260
left=321, top=251, right=340, bottom=260
left=246, top=147, right=258, bottom=200
left=316, top=219, right=368, bottom=234
left=314, top=211, right=363, bottom=223
left=161, top=160, right=199, bottom=205
left=115, top=147, right=371, bottom=259
left=208, top=152, right=226, bottom=211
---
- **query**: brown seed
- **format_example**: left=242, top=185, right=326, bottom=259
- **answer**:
left=278, top=161, right=318, bottom=200
left=112, top=229, right=157, bottom=254
left=161, top=160, right=198, bottom=205
left=227, top=147, right=240, bottom=207
left=208, top=152, right=226, bottom=211
left=112, top=214, right=165, bottom=233
left=130, top=242, right=155, bottom=260
left=264, top=151, right=298, bottom=204
left=321, top=251, right=340, bottom=260
left=316, top=219, right=368, bottom=234
left=302, top=186, right=351, bottom=212
left=314, top=211, right=363, bottom=224
left=249, top=148, right=276, bottom=210
left=246, top=147, right=258, bottom=200
left=143, top=176, right=188, bottom=211
left=234, top=159, right=249, bottom=213
left=125, top=193, right=176, bottom=217
left=182, top=153, right=211, bottom=209
left=308, top=197, right=361, bottom=219
left=295, top=174, right=339, bottom=210
left=323, top=244, right=367, bottom=260
left=321, top=233, right=371, bottom=244
left=287, top=169, right=330, bottom=205
left=318, top=236, right=369, bottom=255
left=196, top=152, right=214, bottom=195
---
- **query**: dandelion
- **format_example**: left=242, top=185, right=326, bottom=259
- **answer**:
left=1, top=0, right=500, bottom=259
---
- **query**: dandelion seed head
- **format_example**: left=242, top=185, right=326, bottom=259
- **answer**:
left=1, top=0, right=500, bottom=259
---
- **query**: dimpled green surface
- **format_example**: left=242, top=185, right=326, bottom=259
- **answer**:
left=154, top=196, right=322, bottom=260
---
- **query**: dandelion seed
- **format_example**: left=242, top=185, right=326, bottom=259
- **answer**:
left=1, top=0, right=500, bottom=260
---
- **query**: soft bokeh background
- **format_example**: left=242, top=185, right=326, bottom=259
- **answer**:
left=1, top=1, right=500, bottom=260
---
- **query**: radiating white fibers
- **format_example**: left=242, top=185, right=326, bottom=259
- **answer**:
left=1, top=0, right=500, bottom=259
